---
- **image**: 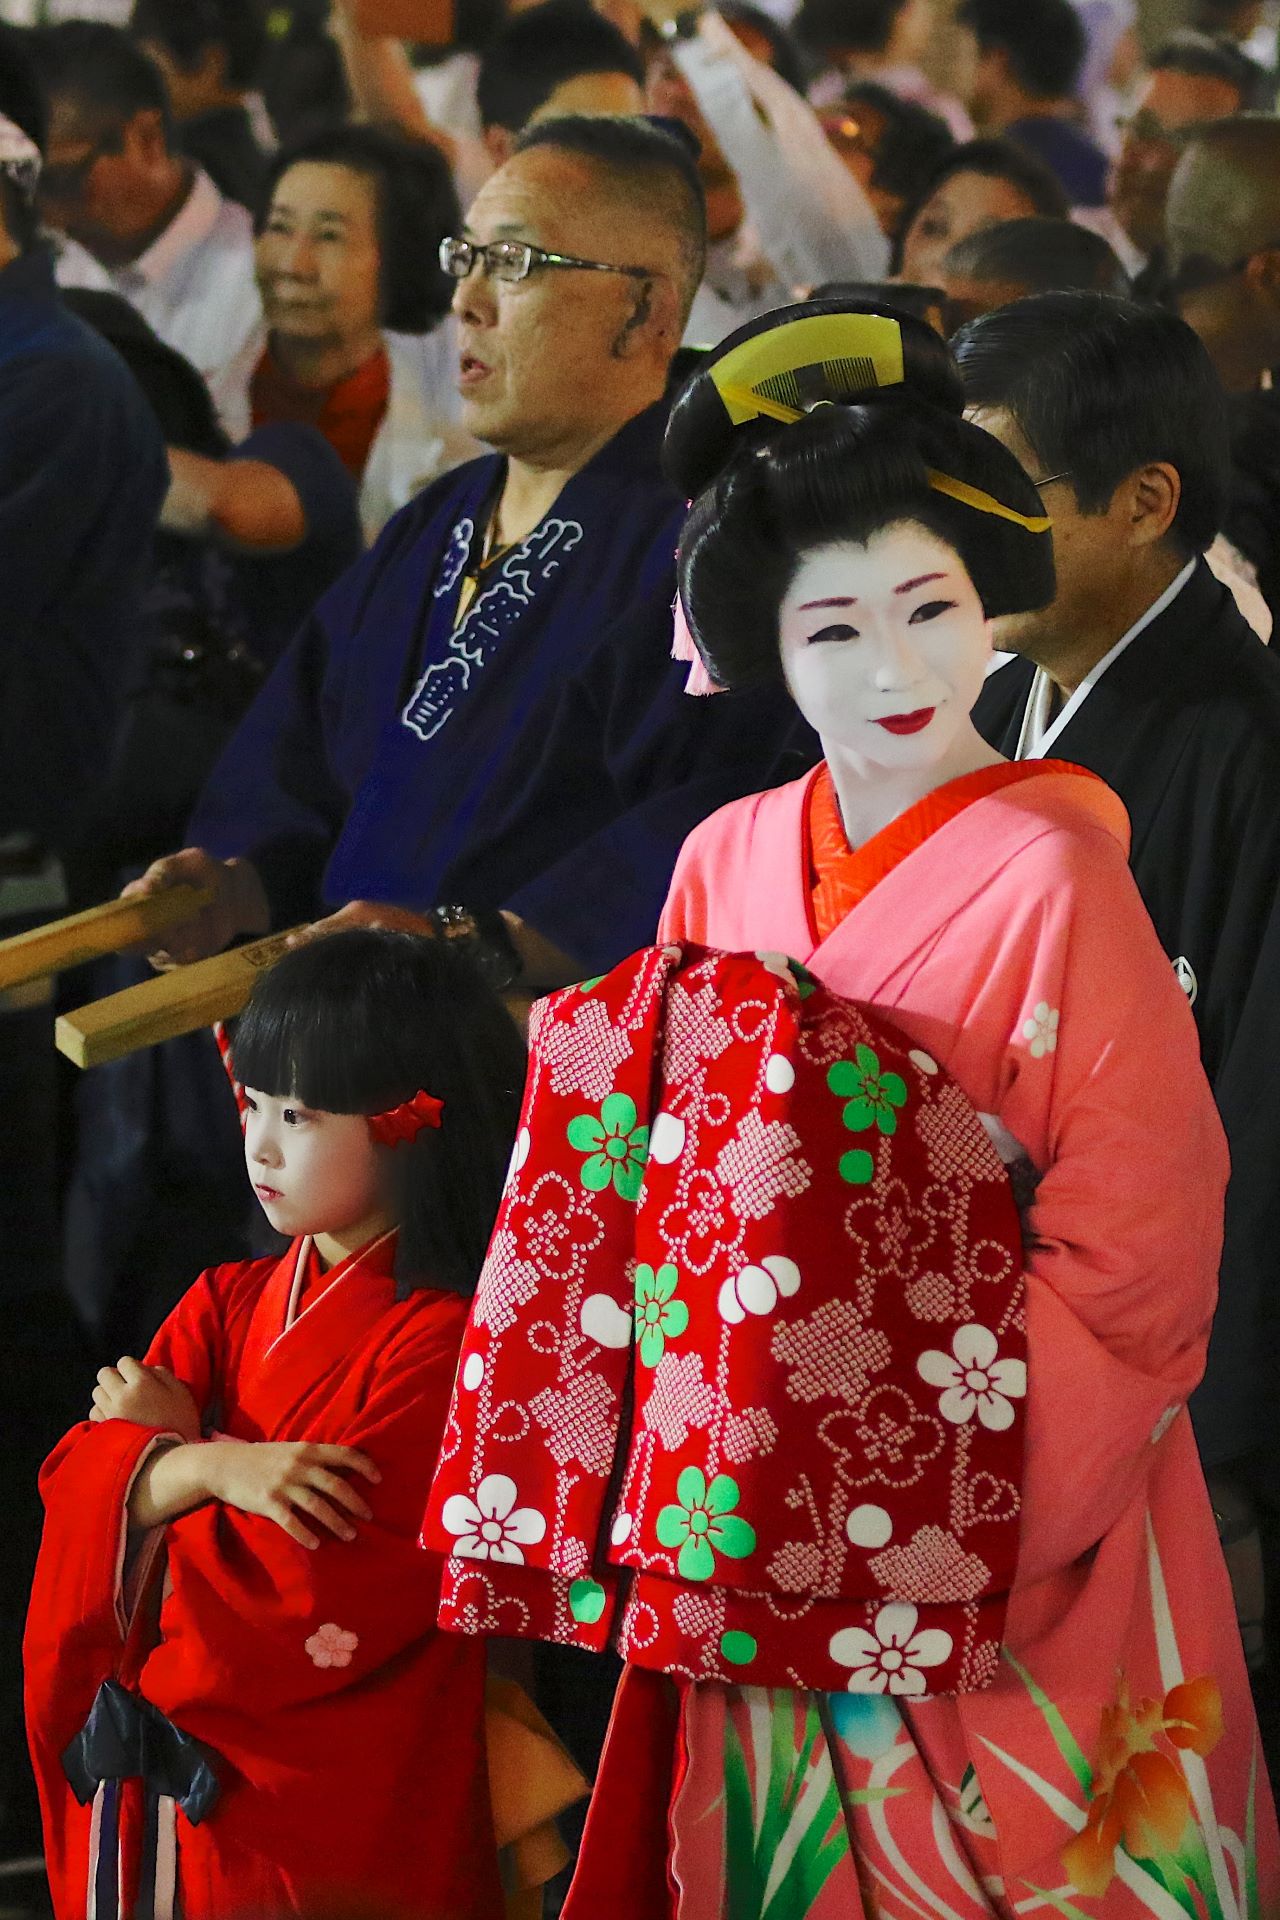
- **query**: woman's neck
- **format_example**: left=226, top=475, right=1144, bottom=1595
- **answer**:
left=823, top=720, right=1005, bottom=850
left=268, top=324, right=384, bottom=393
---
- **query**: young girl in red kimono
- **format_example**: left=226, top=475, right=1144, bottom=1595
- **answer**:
left=24, top=928, right=563, bottom=1920
left=423, top=304, right=1280, bottom=1917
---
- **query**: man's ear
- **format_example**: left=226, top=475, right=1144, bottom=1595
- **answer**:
left=127, top=106, right=170, bottom=166
left=612, top=274, right=682, bottom=360
left=482, top=124, right=514, bottom=168
left=611, top=275, right=655, bottom=359
left=1243, top=247, right=1280, bottom=304
left=1125, top=459, right=1181, bottom=549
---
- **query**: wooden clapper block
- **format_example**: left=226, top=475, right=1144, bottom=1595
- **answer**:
left=56, top=931, right=303, bottom=1069
left=0, top=886, right=215, bottom=993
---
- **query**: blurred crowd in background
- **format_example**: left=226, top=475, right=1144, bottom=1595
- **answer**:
left=4, top=0, right=1280, bottom=1904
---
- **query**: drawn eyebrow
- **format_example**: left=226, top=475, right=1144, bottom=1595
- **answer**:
left=894, top=572, right=948, bottom=595
left=797, top=596, right=857, bottom=611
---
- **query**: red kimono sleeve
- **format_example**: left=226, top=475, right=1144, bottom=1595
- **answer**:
left=133, top=1288, right=504, bottom=1919
left=23, top=1263, right=245, bottom=1913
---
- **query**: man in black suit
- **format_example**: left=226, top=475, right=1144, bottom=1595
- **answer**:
left=956, top=293, right=1280, bottom=1731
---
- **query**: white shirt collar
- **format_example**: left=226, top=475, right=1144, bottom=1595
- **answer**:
left=1016, top=559, right=1196, bottom=760
left=118, top=166, right=223, bottom=292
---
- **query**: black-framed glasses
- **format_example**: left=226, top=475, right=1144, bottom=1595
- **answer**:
left=439, top=235, right=654, bottom=285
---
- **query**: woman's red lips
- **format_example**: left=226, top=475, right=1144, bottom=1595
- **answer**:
left=254, top=1183, right=283, bottom=1202
left=875, top=708, right=936, bottom=735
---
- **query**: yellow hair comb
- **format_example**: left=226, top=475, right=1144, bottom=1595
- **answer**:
left=708, top=311, right=1052, bottom=534
left=709, top=312, right=906, bottom=424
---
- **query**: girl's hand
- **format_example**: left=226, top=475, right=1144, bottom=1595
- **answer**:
left=90, top=1358, right=202, bottom=1443
left=203, top=1439, right=381, bottom=1551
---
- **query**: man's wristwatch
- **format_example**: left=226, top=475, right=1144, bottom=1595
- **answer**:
left=426, top=904, right=524, bottom=993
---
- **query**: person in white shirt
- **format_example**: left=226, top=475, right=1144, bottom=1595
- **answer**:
left=645, top=2, right=890, bottom=341
left=799, top=0, right=974, bottom=140
left=333, top=0, right=647, bottom=219
left=30, top=20, right=261, bottom=437
left=1079, top=31, right=1264, bottom=285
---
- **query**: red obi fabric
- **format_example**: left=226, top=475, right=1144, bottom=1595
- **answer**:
left=422, top=944, right=1027, bottom=1696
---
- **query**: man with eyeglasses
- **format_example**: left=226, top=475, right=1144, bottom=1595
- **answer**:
left=1099, top=31, right=1264, bottom=284
left=126, top=113, right=813, bottom=994
left=957, top=294, right=1280, bottom=1753
left=29, top=20, right=261, bottom=438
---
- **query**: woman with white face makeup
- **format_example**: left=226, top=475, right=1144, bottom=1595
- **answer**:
left=638, top=303, right=1278, bottom=1916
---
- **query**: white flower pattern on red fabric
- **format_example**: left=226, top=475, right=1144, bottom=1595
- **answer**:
left=660, top=1169, right=743, bottom=1275
left=642, top=1350, right=718, bottom=1451
left=440, top=1474, right=547, bottom=1564
left=471, top=1227, right=540, bottom=1336
left=715, top=1111, right=812, bottom=1221
left=508, top=1171, right=606, bottom=1281
left=1021, top=1001, right=1059, bottom=1058
left=663, top=978, right=734, bottom=1081
left=542, top=997, right=635, bottom=1101
left=917, top=1324, right=1026, bottom=1431
left=771, top=1299, right=892, bottom=1406
left=829, top=1601, right=953, bottom=1695
left=718, top=1254, right=801, bottom=1324
left=503, top=1127, right=530, bottom=1193
left=305, top=1623, right=359, bottom=1669
left=530, top=1371, right=617, bottom=1474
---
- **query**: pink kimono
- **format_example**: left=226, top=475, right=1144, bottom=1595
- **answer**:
left=653, top=761, right=1278, bottom=1918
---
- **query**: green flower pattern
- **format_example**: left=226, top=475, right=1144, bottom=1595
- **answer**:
left=566, top=1092, right=649, bottom=1202
left=634, top=1262, right=689, bottom=1367
left=828, top=1045, right=908, bottom=1137
left=787, top=958, right=818, bottom=999
left=655, top=1466, right=756, bottom=1582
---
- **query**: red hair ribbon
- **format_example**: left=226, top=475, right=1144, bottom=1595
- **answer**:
left=367, top=1089, right=445, bottom=1148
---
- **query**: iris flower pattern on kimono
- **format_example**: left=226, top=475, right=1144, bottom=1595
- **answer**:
left=422, top=943, right=1028, bottom=1695
left=640, top=762, right=1279, bottom=1918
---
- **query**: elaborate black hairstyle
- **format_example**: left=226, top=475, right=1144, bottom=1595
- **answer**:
left=230, top=929, right=526, bottom=1300
left=664, top=299, right=1056, bottom=692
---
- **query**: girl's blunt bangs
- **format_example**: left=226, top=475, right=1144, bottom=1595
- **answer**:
left=228, top=928, right=528, bottom=1299
left=229, top=938, right=435, bottom=1116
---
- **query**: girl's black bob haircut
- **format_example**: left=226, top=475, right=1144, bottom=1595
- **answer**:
left=663, top=298, right=1056, bottom=693
left=230, top=929, right=525, bottom=1301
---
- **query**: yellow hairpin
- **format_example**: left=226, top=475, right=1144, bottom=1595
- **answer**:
left=925, top=469, right=1052, bottom=534
left=708, top=312, right=1052, bottom=535
left=714, top=382, right=804, bottom=425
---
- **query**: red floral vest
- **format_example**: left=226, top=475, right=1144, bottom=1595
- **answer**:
left=422, top=945, right=1027, bottom=1696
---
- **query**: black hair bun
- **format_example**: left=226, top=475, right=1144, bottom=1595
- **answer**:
left=663, top=297, right=964, bottom=503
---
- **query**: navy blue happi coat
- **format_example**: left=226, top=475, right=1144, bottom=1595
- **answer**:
left=190, top=399, right=814, bottom=970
